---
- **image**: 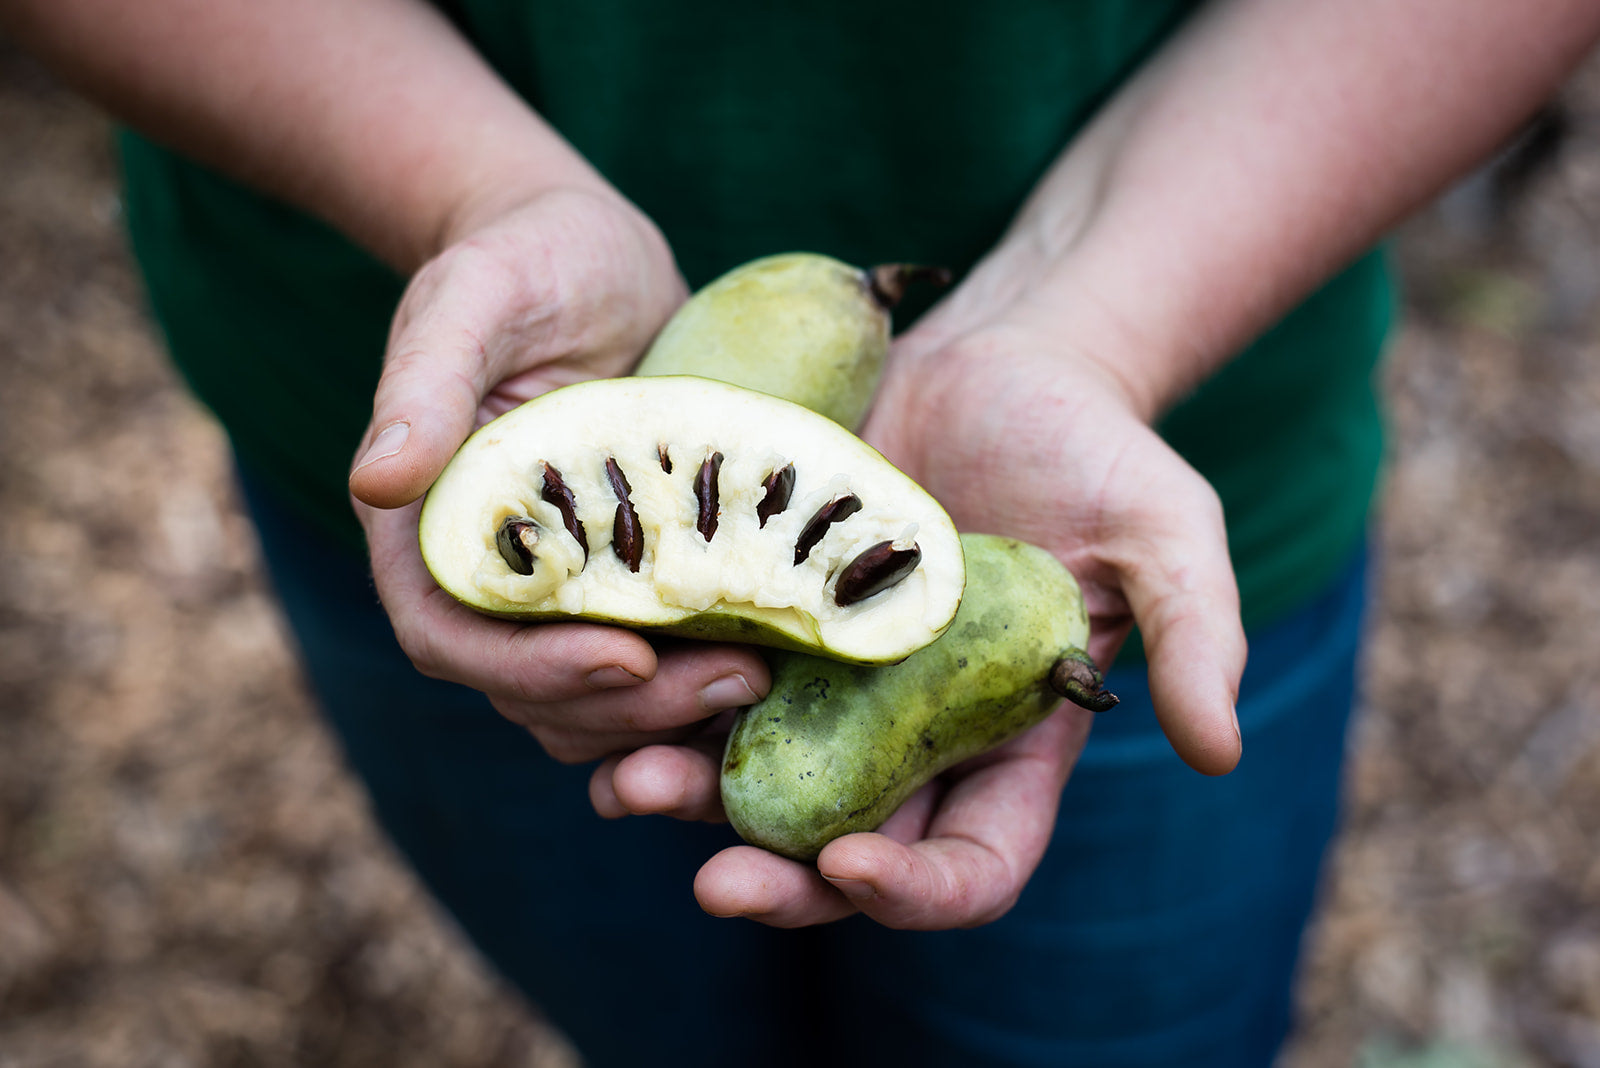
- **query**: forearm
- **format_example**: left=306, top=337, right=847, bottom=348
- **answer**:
left=2, top=0, right=615, bottom=272
left=988, top=0, right=1600, bottom=419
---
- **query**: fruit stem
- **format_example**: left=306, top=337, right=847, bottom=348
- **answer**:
left=867, top=264, right=954, bottom=310
left=1049, top=652, right=1120, bottom=713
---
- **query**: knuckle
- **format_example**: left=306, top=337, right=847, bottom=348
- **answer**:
left=487, top=695, right=531, bottom=728
left=500, top=656, right=572, bottom=706
left=537, top=731, right=599, bottom=766
left=1166, top=467, right=1225, bottom=529
left=392, top=620, right=445, bottom=679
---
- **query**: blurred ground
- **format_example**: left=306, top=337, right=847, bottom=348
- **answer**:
left=1, top=38, right=1598, bottom=1068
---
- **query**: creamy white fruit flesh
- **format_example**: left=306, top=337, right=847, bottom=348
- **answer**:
left=418, top=376, right=964, bottom=664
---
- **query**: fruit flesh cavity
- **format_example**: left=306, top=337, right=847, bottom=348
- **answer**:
left=418, top=376, right=964, bottom=665
left=721, top=534, right=1109, bottom=860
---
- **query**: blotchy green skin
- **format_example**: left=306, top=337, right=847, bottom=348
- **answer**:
left=721, top=534, right=1093, bottom=861
left=635, top=253, right=887, bottom=430
left=455, top=599, right=897, bottom=665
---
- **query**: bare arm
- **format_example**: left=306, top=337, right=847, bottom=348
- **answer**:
left=922, top=0, right=1600, bottom=419
left=1, top=0, right=609, bottom=272
left=10, top=0, right=1597, bottom=929
left=865, top=0, right=1600, bottom=772
left=2, top=0, right=765, bottom=771
left=655, top=0, right=1600, bottom=927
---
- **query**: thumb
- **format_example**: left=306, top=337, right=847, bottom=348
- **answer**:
left=349, top=256, right=504, bottom=509
left=1117, top=475, right=1247, bottom=776
left=348, top=346, right=482, bottom=509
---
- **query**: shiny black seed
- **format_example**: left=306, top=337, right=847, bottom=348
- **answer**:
left=833, top=540, right=921, bottom=606
left=757, top=463, right=795, bottom=528
left=540, top=463, right=588, bottom=560
left=793, top=494, right=862, bottom=565
left=605, top=458, right=643, bottom=572
left=496, top=516, right=540, bottom=576
left=695, top=452, right=724, bottom=542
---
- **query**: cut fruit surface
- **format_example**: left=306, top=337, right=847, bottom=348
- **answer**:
left=419, top=376, right=964, bottom=664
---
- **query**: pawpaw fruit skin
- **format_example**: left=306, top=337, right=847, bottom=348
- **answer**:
left=636, top=252, right=892, bottom=431
left=721, top=533, right=1101, bottom=861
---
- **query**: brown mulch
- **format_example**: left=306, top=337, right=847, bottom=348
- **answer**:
left=2, top=37, right=1599, bottom=1068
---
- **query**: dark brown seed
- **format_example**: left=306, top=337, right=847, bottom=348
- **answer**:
left=793, top=494, right=862, bottom=565
left=756, top=463, right=796, bottom=528
left=540, top=463, right=588, bottom=560
left=605, top=458, right=643, bottom=572
left=833, top=540, right=921, bottom=606
left=695, top=452, right=724, bottom=541
left=496, top=517, right=541, bottom=576
left=658, top=444, right=673, bottom=474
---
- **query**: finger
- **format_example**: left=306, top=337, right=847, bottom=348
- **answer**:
left=815, top=709, right=1090, bottom=929
left=1111, top=476, right=1247, bottom=776
left=869, top=778, right=942, bottom=845
left=589, top=755, right=628, bottom=819
left=494, top=643, right=765, bottom=736
left=361, top=498, right=659, bottom=693
left=478, top=634, right=768, bottom=766
left=604, top=737, right=727, bottom=821
left=362, top=499, right=770, bottom=729
left=589, top=713, right=739, bottom=814
left=693, top=846, right=858, bottom=928
left=515, top=718, right=706, bottom=766
left=350, top=248, right=549, bottom=508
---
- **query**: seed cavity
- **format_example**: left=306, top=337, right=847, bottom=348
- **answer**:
left=696, top=452, right=724, bottom=542
left=757, top=463, right=796, bottom=528
left=540, top=462, right=588, bottom=560
left=605, top=458, right=643, bottom=572
left=658, top=444, right=673, bottom=474
left=833, top=539, right=921, bottom=606
left=794, top=494, right=862, bottom=565
left=496, top=516, right=541, bottom=576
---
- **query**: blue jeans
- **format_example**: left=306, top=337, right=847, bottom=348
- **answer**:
left=243, top=470, right=1367, bottom=1067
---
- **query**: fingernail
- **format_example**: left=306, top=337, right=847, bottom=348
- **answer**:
left=1230, top=703, right=1242, bottom=743
left=823, top=876, right=876, bottom=902
left=587, top=665, right=646, bottom=690
left=353, top=421, right=409, bottom=472
left=698, top=674, right=758, bottom=712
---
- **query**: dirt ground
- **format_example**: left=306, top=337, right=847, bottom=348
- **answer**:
left=2, top=37, right=1599, bottom=1068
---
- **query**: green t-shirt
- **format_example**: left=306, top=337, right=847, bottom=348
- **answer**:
left=119, top=0, right=1390, bottom=632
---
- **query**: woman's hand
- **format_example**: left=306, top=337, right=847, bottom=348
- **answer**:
left=865, top=310, right=1248, bottom=774
left=348, top=189, right=771, bottom=763
left=589, top=271, right=1247, bottom=927
left=4, top=0, right=777, bottom=762
left=596, top=0, right=1600, bottom=930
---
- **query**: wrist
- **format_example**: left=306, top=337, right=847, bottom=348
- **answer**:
left=1008, top=264, right=1203, bottom=425
left=896, top=233, right=1194, bottom=427
left=429, top=178, right=643, bottom=264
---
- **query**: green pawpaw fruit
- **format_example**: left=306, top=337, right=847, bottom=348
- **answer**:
left=418, top=376, right=964, bottom=665
left=635, top=252, right=947, bottom=430
left=721, top=533, right=1116, bottom=861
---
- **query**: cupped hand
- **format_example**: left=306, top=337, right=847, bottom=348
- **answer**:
left=348, top=189, right=770, bottom=763
left=600, top=705, right=1097, bottom=929
left=866, top=318, right=1248, bottom=773
left=592, top=253, right=1247, bottom=928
